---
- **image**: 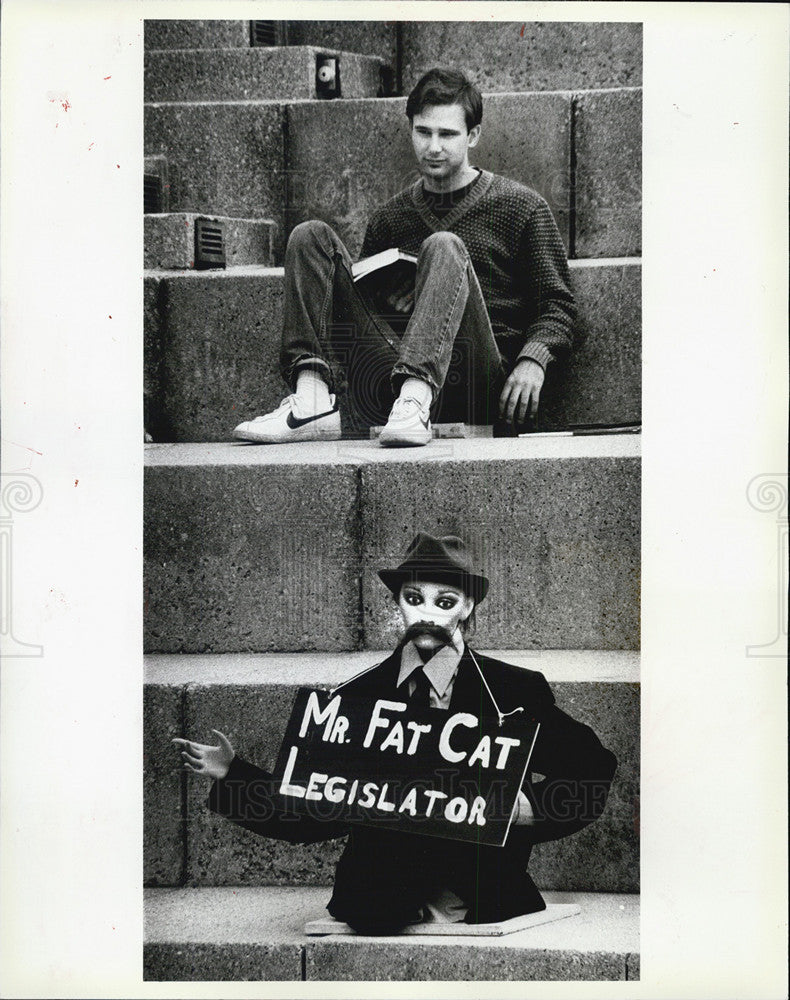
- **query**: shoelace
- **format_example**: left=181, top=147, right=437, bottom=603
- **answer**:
left=391, top=396, right=425, bottom=417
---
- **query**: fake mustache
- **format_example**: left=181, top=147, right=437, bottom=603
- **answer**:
left=399, top=622, right=454, bottom=648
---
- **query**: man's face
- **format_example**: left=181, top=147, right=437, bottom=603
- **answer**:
left=410, top=103, right=481, bottom=189
left=397, top=580, right=475, bottom=653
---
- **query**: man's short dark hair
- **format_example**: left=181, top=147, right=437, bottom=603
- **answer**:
left=405, top=68, right=483, bottom=132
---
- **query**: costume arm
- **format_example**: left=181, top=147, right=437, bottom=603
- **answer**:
left=207, top=755, right=349, bottom=845
left=515, top=200, right=577, bottom=371
left=509, top=674, right=618, bottom=847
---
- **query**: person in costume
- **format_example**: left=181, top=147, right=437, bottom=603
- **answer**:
left=174, top=533, right=616, bottom=934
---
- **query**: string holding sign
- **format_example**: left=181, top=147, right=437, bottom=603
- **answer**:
left=330, top=648, right=525, bottom=728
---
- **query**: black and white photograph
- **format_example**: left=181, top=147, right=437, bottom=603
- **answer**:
left=0, top=2, right=787, bottom=998
left=142, top=15, right=642, bottom=983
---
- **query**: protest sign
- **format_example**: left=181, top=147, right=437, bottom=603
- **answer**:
left=271, top=687, right=540, bottom=846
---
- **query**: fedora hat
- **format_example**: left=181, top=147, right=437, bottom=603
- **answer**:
left=378, top=532, right=489, bottom=604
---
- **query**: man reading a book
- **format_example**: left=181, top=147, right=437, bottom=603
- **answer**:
left=234, top=68, right=576, bottom=446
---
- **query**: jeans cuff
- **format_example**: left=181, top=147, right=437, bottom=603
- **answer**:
left=284, top=355, right=333, bottom=392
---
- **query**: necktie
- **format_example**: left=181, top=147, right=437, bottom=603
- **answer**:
left=410, top=666, right=432, bottom=710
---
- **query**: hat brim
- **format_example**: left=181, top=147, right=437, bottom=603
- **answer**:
left=378, top=568, right=488, bottom=604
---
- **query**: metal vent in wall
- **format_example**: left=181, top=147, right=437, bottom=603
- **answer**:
left=194, top=218, right=226, bottom=269
left=144, top=174, right=163, bottom=214
left=316, top=55, right=340, bottom=99
left=250, top=21, right=278, bottom=46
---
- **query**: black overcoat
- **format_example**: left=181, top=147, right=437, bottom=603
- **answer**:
left=208, top=647, right=617, bottom=932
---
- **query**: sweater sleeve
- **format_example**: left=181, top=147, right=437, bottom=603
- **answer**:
left=508, top=672, right=618, bottom=848
left=516, top=200, right=577, bottom=370
left=207, top=755, right=350, bottom=845
left=359, top=208, right=392, bottom=261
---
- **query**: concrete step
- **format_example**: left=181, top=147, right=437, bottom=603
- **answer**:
left=145, top=47, right=387, bottom=103
left=144, top=886, right=640, bottom=980
left=401, top=22, right=642, bottom=94
left=144, top=651, right=639, bottom=892
left=145, top=19, right=252, bottom=50
left=144, top=101, right=287, bottom=259
left=143, top=258, right=640, bottom=443
left=286, top=22, right=398, bottom=67
left=144, top=213, right=276, bottom=270
left=144, top=434, right=640, bottom=655
left=575, top=89, right=642, bottom=258
left=142, top=21, right=640, bottom=97
left=144, top=89, right=642, bottom=260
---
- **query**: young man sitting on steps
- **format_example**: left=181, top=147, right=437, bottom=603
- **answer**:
left=234, top=68, right=576, bottom=447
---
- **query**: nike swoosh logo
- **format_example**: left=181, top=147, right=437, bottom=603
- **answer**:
left=286, top=407, right=337, bottom=430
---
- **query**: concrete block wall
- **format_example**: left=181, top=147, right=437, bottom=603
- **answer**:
left=401, top=21, right=642, bottom=93
left=575, top=89, right=642, bottom=257
left=144, top=437, right=640, bottom=654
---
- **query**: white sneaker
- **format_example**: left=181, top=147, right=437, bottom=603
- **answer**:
left=233, top=395, right=341, bottom=444
left=378, top=396, right=432, bottom=447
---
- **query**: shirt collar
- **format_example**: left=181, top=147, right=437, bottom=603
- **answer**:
left=397, top=629, right=465, bottom=698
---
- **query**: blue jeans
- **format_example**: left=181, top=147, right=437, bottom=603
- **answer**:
left=279, top=221, right=507, bottom=429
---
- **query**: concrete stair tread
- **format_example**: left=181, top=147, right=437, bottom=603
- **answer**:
left=145, top=47, right=387, bottom=104
left=146, top=85, right=640, bottom=105
left=145, top=212, right=277, bottom=224
left=144, top=887, right=639, bottom=980
left=146, top=257, right=641, bottom=276
left=146, top=886, right=637, bottom=950
left=144, top=264, right=284, bottom=278
left=147, top=45, right=384, bottom=60
left=145, top=649, right=640, bottom=686
left=145, top=433, right=641, bottom=467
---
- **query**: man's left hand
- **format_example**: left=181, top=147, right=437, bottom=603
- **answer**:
left=499, top=359, right=545, bottom=427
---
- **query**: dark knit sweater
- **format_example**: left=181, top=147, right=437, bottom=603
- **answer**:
left=360, top=169, right=576, bottom=372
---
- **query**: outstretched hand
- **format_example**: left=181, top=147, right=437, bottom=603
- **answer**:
left=172, top=730, right=234, bottom=780
left=499, top=359, right=545, bottom=428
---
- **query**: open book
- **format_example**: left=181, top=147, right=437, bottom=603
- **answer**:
left=351, top=247, right=418, bottom=282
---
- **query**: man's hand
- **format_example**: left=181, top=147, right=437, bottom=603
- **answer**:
left=172, top=730, right=234, bottom=780
left=386, top=277, right=415, bottom=314
left=498, top=359, right=545, bottom=428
